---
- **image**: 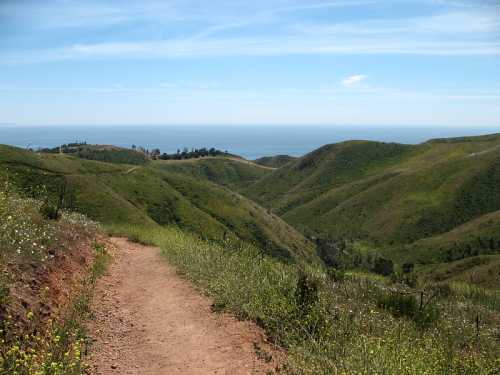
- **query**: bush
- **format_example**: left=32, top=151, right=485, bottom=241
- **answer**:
left=373, top=256, right=394, bottom=276
left=376, top=290, right=440, bottom=329
left=390, top=272, right=418, bottom=288
left=295, top=271, right=319, bottom=316
left=377, top=291, right=418, bottom=317
left=431, top=283, right=454, bottom=298
left=39, top=203, right=60, bottom=220
left=327, top=267, right=345, bottom=282
left=402, top=262, right=414, bottom=273
left=413, top=304, right=441, bottom=330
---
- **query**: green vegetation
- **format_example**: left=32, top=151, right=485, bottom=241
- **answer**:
left=0, top=145, right=315, bottom=261
left=254, top=155, right=296, bottom=168
left=0, top=183, right=106, bottom=374
left=39, top=143, right=149, bottom=165
left=243, top=136, right=500, bottom=270
left=158, top=147, right=229, bottom=160
left=2, top=132, right=500, bottom=373
left=152, top=156, right=271, bottom=191
left=39, top=142, right=234, bottom=164
left=110, top=224, right=500, bottom=374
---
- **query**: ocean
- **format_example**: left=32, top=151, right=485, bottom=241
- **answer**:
left=1, top=125, right=499, bottom=160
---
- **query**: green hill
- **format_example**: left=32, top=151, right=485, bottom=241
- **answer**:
left=38, top=143, right=149, bottom=165
left=0, top=145, right=316, bottom=262
left=243, top=134, right=500, bottom=265
left=151, top=156, right=272, bottom=191
left=3, top=133, right=500, bottom=272
left=253, top=155, right=296, bottom=168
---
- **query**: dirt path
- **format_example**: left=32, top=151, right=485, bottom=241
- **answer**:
left=154, top=156, right=277, bottom=170
left=124, top=166, right=140, bottom=174
left=87, top=238, right=279, bottom=375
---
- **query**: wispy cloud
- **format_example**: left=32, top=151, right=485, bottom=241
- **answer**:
left=1, top=1, right=500, bottom=64
left=0, top=0, right=372, bottom=31
left=342, top=75, right=367, bottom=87
left=3, top=36, right=500, bottom=65
left=293, top=9, right=500, bottom=35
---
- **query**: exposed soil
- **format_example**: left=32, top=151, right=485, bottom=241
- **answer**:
left=2, top=235, right=95, bottom=330
left=87, top=237, right=280, bottom=375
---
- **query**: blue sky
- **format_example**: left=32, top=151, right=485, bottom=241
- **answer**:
left=0, top=0, right=499, bottom=127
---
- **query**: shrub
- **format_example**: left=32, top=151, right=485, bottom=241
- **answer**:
left=403, top=262, right=414, bottom=273
left=373, top=256, right=394, bottom=276
left=39, top=202, right=60, bottom=220
left=377, top=291, right=418, bottom=317
left=326, top=267, right=345, bottom=282
left=376, top=289, right=440, bottom=329
left=431, top=283, right=454, bottom=298
left=390, top=271, right=418, bottom=288
left=295, top=271, right=319, bottom=316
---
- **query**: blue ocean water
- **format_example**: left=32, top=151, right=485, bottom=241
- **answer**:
left=1, top=125, right=499, bottom=160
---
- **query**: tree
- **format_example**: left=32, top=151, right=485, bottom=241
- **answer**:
left=151, top=148, right=161, bottom=160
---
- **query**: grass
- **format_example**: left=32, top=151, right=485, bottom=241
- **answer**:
left=0, top=242, right=109, bottom=375
left=0, top=183, right=108, bottom=374
left=111, top=224, right=500, bottom=375
left=449, top=282, right=500, bottom=311
left=253, top=155, right=296, bottom=168
left=244, top=135, right=500, bottom=254
left=421, top=254, right=500, bottom=289
left=152, top=156, right=271, bottom=191
left=3, top=135, right=500, bottom=272
left=2, top=134, right=500, bottom=373
left=0, top=144, right=316, bottom=261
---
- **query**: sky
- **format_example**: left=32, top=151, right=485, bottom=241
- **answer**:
left=0, top=0, right=499, bottom=127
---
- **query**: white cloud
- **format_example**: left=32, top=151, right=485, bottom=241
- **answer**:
left=342, top=75, right=367, bottom=87
left=2, top=1, right=500, bottom=64
left=293, top=9, right=500, bottom=35
left=3, top=36, right=500, bottom=66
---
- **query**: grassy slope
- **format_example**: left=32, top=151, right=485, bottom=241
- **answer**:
left=245, top=141, right=414, bottom=213
left=0, top=184, right=104, bottom=374
left=0, top=145, right=316, bottom=261
left=397, top=210, right=500, bottom=263
left=253, top=155, right=296, bottom=168
left=395, top=210, right=500, bottom=288
left=117, top=225, right=500, bottom=374
left=244, top=136, right=500, bottom=251
left=151, top=156, right=271, bottom=191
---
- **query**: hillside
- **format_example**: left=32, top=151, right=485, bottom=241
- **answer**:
left=38, top=143, right=150, bottom=165
left=243, top=135, right=500, bottom=259
left=1, top=136, right=500, bottom=374
left=0, top=182, right=105, bottom=374
left=152, top=156, right=271, bottom=191
left=253, top=155, right=296, bottom=168
left=3, top=134, right=500, bottom=270
left=0, top=145, right=316, bottom=262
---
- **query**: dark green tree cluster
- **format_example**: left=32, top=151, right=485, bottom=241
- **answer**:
left=159, top=147, right=227, bottom=160
left=445, top=236, right=500, bottom=262
left=38, top=141, right=87, bottom=154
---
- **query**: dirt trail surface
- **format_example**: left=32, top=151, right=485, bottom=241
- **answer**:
left=87, top=237, right=279, bottom=375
